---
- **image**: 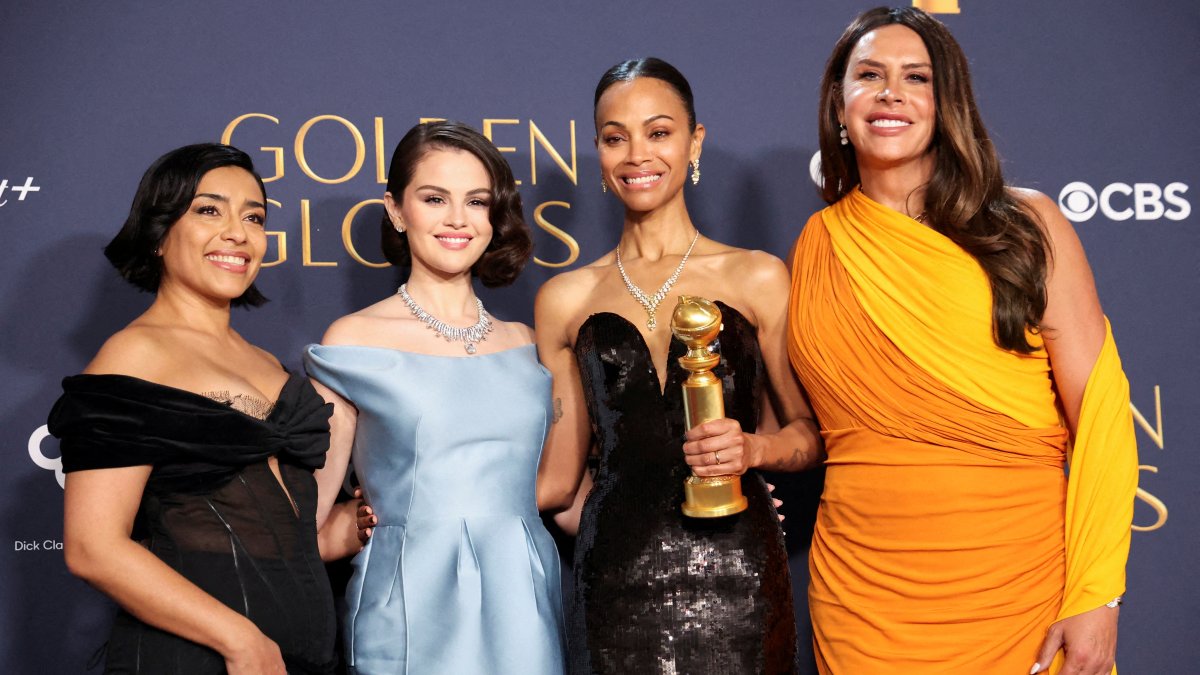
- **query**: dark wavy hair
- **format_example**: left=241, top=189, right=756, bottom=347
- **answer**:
left=103, top=143, right=268, bottom=307
left=818, top=6, right=1050, bottom=353
left=380, top=121, right=531, bottom=288
left=594, top=57, right=697, bottom=132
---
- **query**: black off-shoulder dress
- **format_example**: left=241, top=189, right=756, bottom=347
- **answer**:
left=570, top=303, right=798, bottom=675
left=47, top=372, right=337, bottom=674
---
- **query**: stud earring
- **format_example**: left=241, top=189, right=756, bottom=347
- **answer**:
left=839, top=124, right=850, bottom=146
left=393, top=219, right=406, bottom=234
left=601, top=178, right=608, bottom=193
left=691, top=158, right=701, bottom=185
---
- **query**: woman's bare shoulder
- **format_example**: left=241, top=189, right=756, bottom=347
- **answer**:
left=321, top=296, right=409, bottom=346
left=83, top=324, right=173, bottom=378
left=492, top=319, right=536, bottom=347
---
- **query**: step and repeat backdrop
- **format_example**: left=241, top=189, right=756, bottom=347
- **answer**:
left=2, top=1, right=1195, bottom=671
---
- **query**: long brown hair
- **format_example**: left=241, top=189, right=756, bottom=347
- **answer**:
left=818, top=6, right=1050, bottom=353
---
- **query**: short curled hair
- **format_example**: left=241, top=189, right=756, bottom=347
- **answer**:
left=104, top=143, right=269, bottom=307
left=380, top=121, right=532, bottom=288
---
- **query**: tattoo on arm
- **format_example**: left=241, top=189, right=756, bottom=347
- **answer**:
left=552, top=397, right=564, bottom=424
left=765, top=446, right=805, bottom=471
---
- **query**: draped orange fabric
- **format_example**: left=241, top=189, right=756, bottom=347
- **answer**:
left=787, top=188, right=1136, bottom=673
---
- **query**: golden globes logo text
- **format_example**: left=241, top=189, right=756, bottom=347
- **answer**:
left=221, top=113, right=582, bottom=270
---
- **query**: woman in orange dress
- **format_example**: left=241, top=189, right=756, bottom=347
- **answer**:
left=787, top=7, right=1137, bottom=674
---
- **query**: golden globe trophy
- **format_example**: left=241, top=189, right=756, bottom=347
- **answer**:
left=671, top=296, right=749, bottom=518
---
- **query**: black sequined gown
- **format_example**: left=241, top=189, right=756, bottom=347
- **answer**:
left=571, top=303, right=798, bottom=675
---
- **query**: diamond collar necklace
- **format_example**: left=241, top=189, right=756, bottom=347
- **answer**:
left=396, top=284, right=493, bottom=354
left=614, top=230, right=701, bottom=331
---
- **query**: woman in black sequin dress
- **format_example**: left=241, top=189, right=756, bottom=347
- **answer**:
left=49, top=144, right=359, bottom=674
left=534, top=59, right=824, bottom=674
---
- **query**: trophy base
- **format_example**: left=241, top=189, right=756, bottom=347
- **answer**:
left=681, top=474, right=749, bottom=518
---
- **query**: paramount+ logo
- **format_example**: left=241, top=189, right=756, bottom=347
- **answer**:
left=1058, top=181, right=1190, bottom=223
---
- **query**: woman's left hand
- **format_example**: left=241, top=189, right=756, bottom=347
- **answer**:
left=682, top=417, right=757, bottom=476
left=1030, top=603, right=1118, bottom=674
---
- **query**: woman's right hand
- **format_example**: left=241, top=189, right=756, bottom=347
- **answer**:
left=224, top=631, right=286, bottom=675
left=355, top=487, right=376, bottom=543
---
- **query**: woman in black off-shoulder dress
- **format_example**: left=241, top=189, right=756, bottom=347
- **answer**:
left=534, top=59, right=824, bottom=674
left=48, top=144, right=358, bottom=674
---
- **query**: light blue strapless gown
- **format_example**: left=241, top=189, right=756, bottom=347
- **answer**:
left=304, top=343, right=566, bottom=675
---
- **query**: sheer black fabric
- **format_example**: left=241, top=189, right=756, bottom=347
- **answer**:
left=571, top=303, right=798, bottom=675
left=48, top=373, right=337, bottom=674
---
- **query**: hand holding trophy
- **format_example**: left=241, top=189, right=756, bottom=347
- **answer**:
left=671, top=296, right=749, bottom=518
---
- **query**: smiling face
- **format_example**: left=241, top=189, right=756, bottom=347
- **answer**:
left=595, top=77, right=704, bottom=214
left=384, top=147, right=494, bottom=280
left=157, top=165, right=267, bottom=304
left=840, top=24, right=937, bottom=171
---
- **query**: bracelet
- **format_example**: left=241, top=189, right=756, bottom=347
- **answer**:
left=1105, top=596, right=1123, bottom=609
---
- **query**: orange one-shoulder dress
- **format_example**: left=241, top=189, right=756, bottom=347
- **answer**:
left=787, top=188, right=1137, bottom=674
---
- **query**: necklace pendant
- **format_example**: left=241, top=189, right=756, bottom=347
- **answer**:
left=646, top=314, right=657, bottom=331
left=465, top=342, right=477, bottom=355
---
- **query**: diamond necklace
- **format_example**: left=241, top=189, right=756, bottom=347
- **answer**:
left=614, top=230, right=701, bottom=331
left=396, top=283, right=493, bottom=354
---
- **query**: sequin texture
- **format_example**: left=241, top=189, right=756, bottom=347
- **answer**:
left=570, top=303, right=798, bottom=674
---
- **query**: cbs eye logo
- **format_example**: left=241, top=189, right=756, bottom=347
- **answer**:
left=28, top=425, right=64, bottom=489
left=1058, top=181, right=1190, bottom=223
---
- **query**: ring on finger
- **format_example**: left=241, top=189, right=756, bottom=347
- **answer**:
left=713, top=451, right=722, bottom=464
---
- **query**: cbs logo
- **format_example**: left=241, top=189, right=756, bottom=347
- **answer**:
left=1058, top=181, right=1190, bottom=223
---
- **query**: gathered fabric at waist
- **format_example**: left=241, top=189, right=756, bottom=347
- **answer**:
left=823, top=422, right=1067, bottom=469
left=813, top=426, right=1066, bottom=609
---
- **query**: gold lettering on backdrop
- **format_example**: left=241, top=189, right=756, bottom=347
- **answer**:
left=529, top=120, right=578, bottom=186
left=300, top=199, right=337, bottom=267
left=221, top=113, right=285, bottom=182
left=295, top=115, right=366, bottom=185
left=1132, top=465, right=1168, bottom=532
left=375, top=117, right=388, bottom=185
left=1130, top=385, right=1163, bottom=449
left=220, top=114, right=585, bottom=268
left=342, top=199, right=390, bottom=268
left=483, top=119, right=522, bottom=185
left=262, top=199, right=287, bottom=267
left=419, top=117, right=447, bottom=124
left=912, top=0, right=960, bottom=13
left=533, top=201, right=580, bottom=268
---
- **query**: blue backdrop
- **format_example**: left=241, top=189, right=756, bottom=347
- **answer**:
left=2, top=1, right=1195, bottom=671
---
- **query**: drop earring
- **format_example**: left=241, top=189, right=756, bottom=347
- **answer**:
left=601, top=178, right=608, bottom=193
left=691, top=158, right=701, bottom=186
left=839, top=124, right=849, bottom=146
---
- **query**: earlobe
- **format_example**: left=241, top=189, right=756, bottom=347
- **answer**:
left=383, top=192, right=405, bottom=233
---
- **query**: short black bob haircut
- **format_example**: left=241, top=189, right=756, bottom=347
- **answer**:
left=381, top=121, right=532, bottom=288
left=104, top=143, right=269, bottom=307
left=594, top=57, right=697, bottom=132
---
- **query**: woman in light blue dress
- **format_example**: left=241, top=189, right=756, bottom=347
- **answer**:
left=304, top=121, right=565, bottom=675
